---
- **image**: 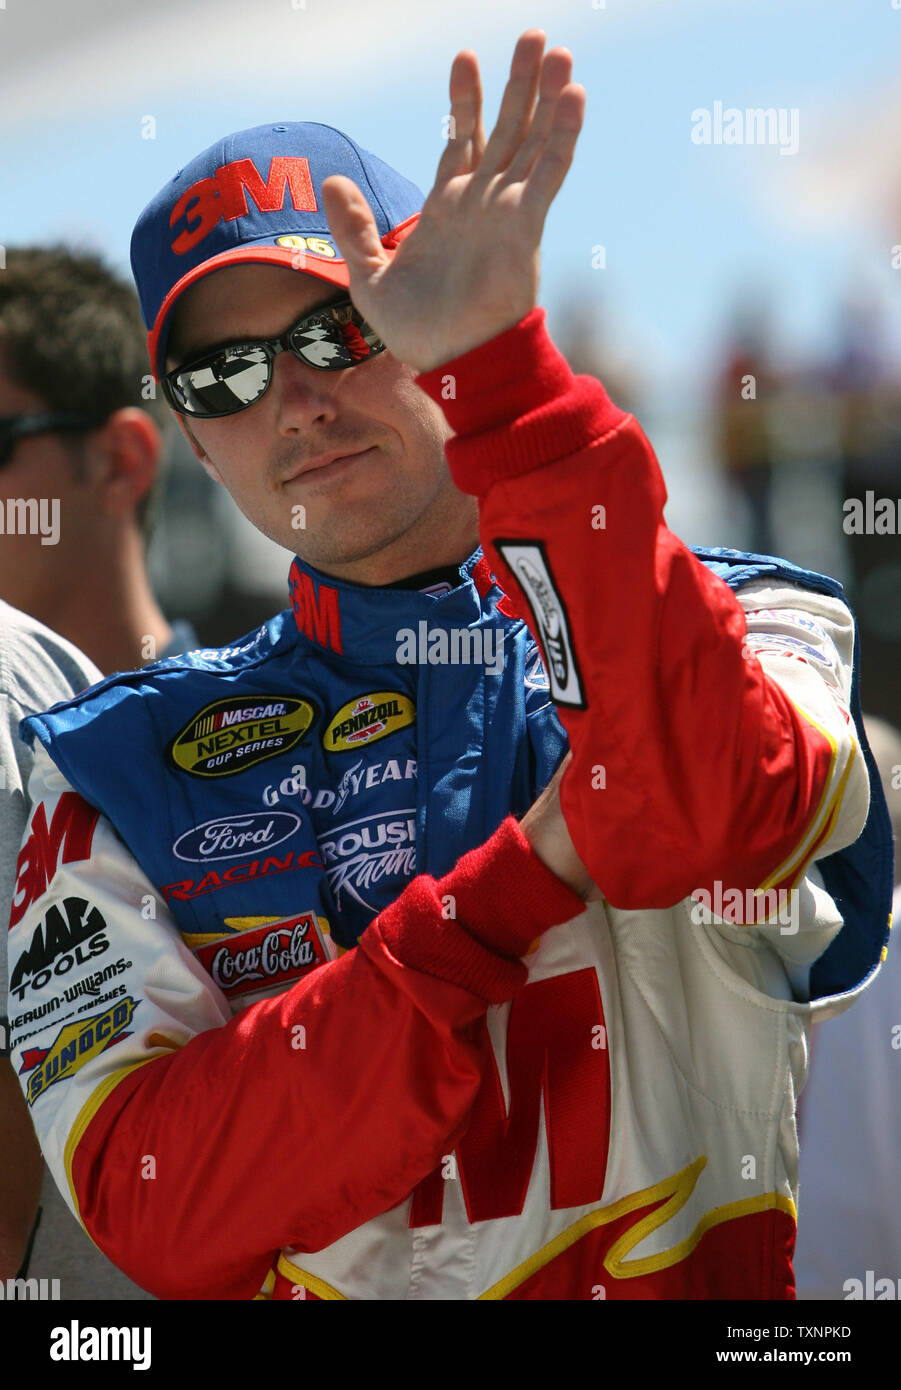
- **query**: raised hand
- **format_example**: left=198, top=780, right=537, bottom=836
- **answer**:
left=321, top=29, right=586, bottom=372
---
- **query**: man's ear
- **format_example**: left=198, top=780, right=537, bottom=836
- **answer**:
left=84, top=407, right=160, bottom=517
left=175, top=414, right=223, bottom=485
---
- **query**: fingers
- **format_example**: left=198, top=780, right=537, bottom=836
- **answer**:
left=321, top=175, right=389, bottom=275
left=435, top=49, right=485, bottom=184
left=520, top=83, right=586, bottom=221
left=502, top=47, right=575, bottom=185
left=477, top=29, right=546, bottom=177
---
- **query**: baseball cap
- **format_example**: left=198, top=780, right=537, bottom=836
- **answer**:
left=130, top=121, right=424, bottom=379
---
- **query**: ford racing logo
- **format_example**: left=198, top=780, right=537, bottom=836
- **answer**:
left=173, top=812, right=301, bottom=863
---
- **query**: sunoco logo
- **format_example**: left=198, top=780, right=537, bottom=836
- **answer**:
left=323, top=691, right=414, bottom=753
left=20, top=995, right=138, bottom=1106
left=173, top=812, right=300, bottom=862
left=169, top=695, right=316, bottom=777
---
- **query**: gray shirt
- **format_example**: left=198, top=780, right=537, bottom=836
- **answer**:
left=0, top=601, right=152, bottom=1299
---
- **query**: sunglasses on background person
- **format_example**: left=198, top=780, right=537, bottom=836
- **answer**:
left=161, top=293, right=387, bottom=420
left=0, top=413, right=107, bottom=467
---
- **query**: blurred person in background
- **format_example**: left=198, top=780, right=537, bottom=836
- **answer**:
left=714, top=299, right=780, bottom=557
left=0, top=246, right=201, bottom=1297
left=793, top=711, right=901, bottom=1300
left=551, top=291, right=639, bottom=416
left=0, top=247, right=196, bottom=670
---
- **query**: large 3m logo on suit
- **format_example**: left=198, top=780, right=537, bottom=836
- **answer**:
left=410, top=969, right=609, bottom=1225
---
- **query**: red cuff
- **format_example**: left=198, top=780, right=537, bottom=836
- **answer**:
left=364, top=816, right=585, bottom=1004
left=415, top=307, right=626, bottom=494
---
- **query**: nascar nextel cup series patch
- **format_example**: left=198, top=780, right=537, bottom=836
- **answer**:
left=168, top=696, right=318, bottom=778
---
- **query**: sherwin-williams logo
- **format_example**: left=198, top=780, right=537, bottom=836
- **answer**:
left=20, top=995, right=138, bottom=1106
left=169, top=696, right=316, bottom=778
left=323, top=692, right=414, bottom=754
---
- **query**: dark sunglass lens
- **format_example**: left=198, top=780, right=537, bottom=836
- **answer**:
left=178, top=347, right=271, bottom=415
left=289, top=313, right=358, bottom=370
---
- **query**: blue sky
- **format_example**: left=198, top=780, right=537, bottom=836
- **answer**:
left=1, top=0, right=897, bottom=393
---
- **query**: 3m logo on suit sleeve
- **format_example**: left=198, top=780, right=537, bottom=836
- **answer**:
left=494, top=541, right=586, bottom=708
left=9, top=795, right=100, bottom=930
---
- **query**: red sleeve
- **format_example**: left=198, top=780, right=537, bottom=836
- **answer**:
left=71, top=816, right=583, bottom=1300
left=416, top=308, right=836, bottom=910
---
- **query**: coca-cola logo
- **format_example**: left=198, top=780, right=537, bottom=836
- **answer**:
left=172, top=812, right=300, bottom=863
left=195, top=912, right=328, bottom=997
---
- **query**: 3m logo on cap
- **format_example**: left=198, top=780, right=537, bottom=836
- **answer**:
left=168, top=696, right=317, bottom=778
left=170, top=157, right=318, bottom=255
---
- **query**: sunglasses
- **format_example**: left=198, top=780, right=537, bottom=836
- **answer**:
left=161, top=294, right=387, bottom=419
left=0, top=413, right=106, bottom=467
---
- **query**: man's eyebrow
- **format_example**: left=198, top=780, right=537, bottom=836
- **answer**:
left=174, top=291, right=350, bottom=365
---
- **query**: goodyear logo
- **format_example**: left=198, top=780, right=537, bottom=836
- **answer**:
left=323, top=692, right=415, bottom=754
left=22, top=996, right=138, bottom=1107
left=169, top=696, right=316, bottom=778
left=275, top=234, right=337, bottom=258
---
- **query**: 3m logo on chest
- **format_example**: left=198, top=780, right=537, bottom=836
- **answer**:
left=170, top=156, right=317, bottom=255
left=9, top=794, right=99, bottom=930
left=410, top=968, right=610, bottom=1226
left=168, top=696, right=316, bottom=778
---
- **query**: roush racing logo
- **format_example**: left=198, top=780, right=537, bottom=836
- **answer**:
left=319, top=810, right=417, bottom=912
left=323, top=691, right=415, bottom=754
left=196, top=912, right=329, bottom=998
left=173, top=812, right=301, bottom=862
left=168, top=695, right=316, bottom=778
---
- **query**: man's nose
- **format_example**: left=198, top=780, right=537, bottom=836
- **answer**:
left=272, top=349, right=340, bottom=431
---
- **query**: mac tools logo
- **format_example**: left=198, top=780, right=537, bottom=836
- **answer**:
left=173, top=813, right=301, bottom=863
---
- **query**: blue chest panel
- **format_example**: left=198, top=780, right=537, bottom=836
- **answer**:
left=24, top=600, right=565, bottom=953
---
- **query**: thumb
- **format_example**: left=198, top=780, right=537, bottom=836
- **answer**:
left=321, top=175, right=389, bottom=277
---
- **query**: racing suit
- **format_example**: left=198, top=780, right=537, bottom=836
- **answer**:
left=5, top=309, right=893, bottom=1300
